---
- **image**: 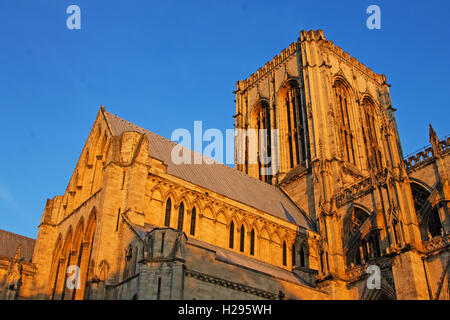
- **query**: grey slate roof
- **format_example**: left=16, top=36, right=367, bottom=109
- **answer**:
left=104, top=110, right=313, bottom=230
left=190, top=237, right=315, bottom=288
left=0, top=229, right=35, bottom=262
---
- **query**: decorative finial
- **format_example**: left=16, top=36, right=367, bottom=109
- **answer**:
left=429, top=123, right=441, bottom=154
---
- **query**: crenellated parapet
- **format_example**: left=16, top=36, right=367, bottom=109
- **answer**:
left=236, top=29, right=388, bottom=93
left=404, top=135, right=450, bottom=171
left=322, top=39, right=387, bottom=85
left=236, top=41, right=298, bottom=92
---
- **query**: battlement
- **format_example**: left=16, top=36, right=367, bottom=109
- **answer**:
left=323, top=39, right=386, bottom=84
left=237, top=41, right=299, bottom=92
left=236, top=29, right=387, bottom=92
left=404, top=135, right=450, bottom=171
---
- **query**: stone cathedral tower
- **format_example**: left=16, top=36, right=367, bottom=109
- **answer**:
left=1, top=29, right=448, bottom=300
left=234, top=30, right=449, bottom=299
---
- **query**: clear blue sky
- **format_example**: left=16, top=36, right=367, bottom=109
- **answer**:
left=0, top=0, right=449, bottom=238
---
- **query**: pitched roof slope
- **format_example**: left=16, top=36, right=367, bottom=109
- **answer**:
left=104, top=110, right=313, bottom=230
left=0, top=229, right=35, bottom=262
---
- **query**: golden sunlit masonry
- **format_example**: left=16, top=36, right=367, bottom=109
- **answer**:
left=1, top=30, right=449, bottom=300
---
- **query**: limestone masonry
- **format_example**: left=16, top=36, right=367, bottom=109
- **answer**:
left=1, top=30, right=449, bottom=300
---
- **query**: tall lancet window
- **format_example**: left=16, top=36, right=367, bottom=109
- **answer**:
left=361, top=97, right=382, bottom=171
left=284, top=83, right=307, bottom=169
left=240, top=225, right=245, bottom=252
left=250, top=229, right=255, bottom=256
left=190, top=207, right=196, bottom=236
left=255, top=100, right=272, bottom=184
left=282, top=241, right=287, bottom=266
left=229, top=221, right=235, bottom=249
left=164, top=198, right=172, bottom=227
left=334, top=81, right=356, bottom=165
left=177, top=202, right=184, bottom=232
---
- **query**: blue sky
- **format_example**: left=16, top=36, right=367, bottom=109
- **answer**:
left=0, top=0, right=449, bottom=238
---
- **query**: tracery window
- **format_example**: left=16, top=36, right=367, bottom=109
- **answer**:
left=334, top=81, right=356, bottom=164
left=283, top=83, right=307, bottom=169
left=410, top=182, right=443, bottom=239
left=343, top=207, right=370, bottom=246
left=343, top=207, right=381, bottom=267
left=255, top=101, right=272, bottom=184
left=362, top=97, right=382, bottom=171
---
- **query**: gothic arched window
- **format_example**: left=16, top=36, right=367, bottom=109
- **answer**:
left=190, top=207, right=196, bottom=236
left=362, top=97, right=382, bottom=171
left=250, top=229, right=255, bottom=256
left=343, top=207, right=373, bottom=267
left=255, top=101, right=273, bottom=184
left=240, top=225, right=245, bottom=252
left=164, top=198, right=172, bottom=227
left=284, top=83, right=307, bottom=168
left=282, top=241, right=287, bottom=266
left=229, top=221, right=235, bottom=249
left=410, top=182, right=443, bottom=239
left=334, top=80, right=356, bottom=165
left=177, top=202, right=184, bottom=232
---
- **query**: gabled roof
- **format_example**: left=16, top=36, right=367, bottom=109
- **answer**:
left=103, top=110, right=313, bottom=230
left=0, top=229, right=35, bottom=262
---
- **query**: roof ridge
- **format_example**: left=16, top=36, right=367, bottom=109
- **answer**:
left=0, top=229, right=36, bottom=241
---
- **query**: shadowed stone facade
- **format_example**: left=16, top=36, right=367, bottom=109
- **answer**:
left=0, top=29, right=448, bottom=300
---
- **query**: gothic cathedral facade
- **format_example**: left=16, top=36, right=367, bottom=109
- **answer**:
left=1, top=30, right=449, bottom=300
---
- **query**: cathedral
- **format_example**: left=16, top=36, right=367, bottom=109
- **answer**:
left=1, top=29, right=449, bottom=300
